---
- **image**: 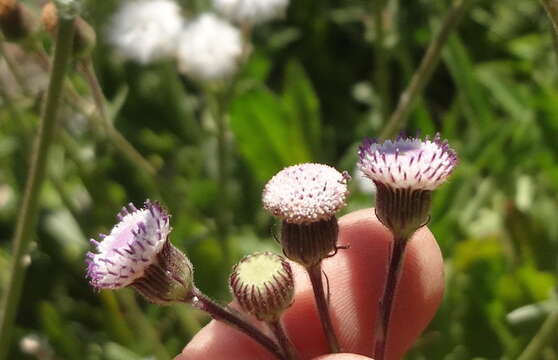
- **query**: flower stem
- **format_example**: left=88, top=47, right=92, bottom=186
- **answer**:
left=517, top=308, right=558, bottom=360
left=207, top=92, right=231, bottom=263
left=79, top=57, right=157, bottom=177
left=372, top=0, right=390, bottom=122
left=268, top=319, right=298, bottom=360
left=541, top=0, right=558, bottom=34
left=380, top=0, right=472, bottom=139
left=307, top=262, right=340, bottom=353
left=374, top=236, right=408, bottom=360
left=188, top=288, right=286, bottom=360
left=0, top=16, right=76, bottom=360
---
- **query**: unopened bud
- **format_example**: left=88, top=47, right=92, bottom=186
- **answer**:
left=230, top=252, right=294, bottom=321
left=41, top=2, right=96, bottom=58
left=0, top=0, right=36, bottom=41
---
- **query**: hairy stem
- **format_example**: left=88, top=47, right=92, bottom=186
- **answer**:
left=374, top=236, right=408, bottom=360
left=307, top=263, right=340, bottom=353
left=188, top=288, right=286, bottom=360
left=0, top=17, right=76, bottom=360
left=268, top=319, right=298, bottom=360
left=380, top=0, right=472, bottom=139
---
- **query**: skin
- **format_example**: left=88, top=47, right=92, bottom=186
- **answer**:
left=176, top=209, right=445, bottom=360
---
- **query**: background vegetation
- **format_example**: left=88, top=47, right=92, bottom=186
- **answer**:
left=1, top=0, right=557, bottom=358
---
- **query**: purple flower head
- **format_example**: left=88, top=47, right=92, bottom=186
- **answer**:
left=86, top=200, right=171, bottom=290
left=262, top=163, right=350, bottom=225
left=358, top=133, right=458, bottom=190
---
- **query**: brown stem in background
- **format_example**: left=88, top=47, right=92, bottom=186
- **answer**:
left=268, top=319, right=298, bottom=360
left=380, top=0, right=473, bottom=139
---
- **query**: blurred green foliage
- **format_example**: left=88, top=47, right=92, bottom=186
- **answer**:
left=1, top=0, right=558, bottom=359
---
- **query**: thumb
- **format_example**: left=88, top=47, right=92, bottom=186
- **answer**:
left=313, top=354, right=374, bottom=360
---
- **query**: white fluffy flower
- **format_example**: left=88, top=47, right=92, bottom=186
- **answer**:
left=108, top=0, right=184, bottom=64
left=177, top=13, right=243, bottom=82
left=262, top=163, right=350, bottom=224
left=213, top=0, right=289, bottom=25
left=358, top=134, right=458, bottom=191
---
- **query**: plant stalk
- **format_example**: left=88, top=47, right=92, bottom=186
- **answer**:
left=380, top=0, right=472, bottom=139
left=79, top=58, right=157, bottom=177
left=307, top=263, right=340, bottom=353
left=0, top=17, right=76, bottom=360
left=188, top=288, right=286, bottom=360
left=517, top=308, right=558, bottom=360
left=208, top=92, right=231, bottom=262
left=268, top=319, right=297, bottom=360
left=374, top=236, right=408, bottom=360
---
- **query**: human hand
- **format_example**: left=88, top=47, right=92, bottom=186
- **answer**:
left=176, top=208, right=444, bottom=360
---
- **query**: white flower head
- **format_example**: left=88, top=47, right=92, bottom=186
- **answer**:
left=213, top=0, right=289, bottom=25
left=86, top=200, right=170, bottom=289
left=107, top=0, right=184, bottom=64
left=262, top=163, right=350, bottom=224
left=358, top=133, right=458, bottom=191
left=177, top=13, right=243, bottom=82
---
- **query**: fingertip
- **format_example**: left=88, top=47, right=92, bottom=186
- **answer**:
left=312, top=354, right=374, bottom=360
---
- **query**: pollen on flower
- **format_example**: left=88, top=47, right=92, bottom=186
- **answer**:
left=107, top=0, right=184, bottom=64
left=213, top=0, right=289, bottom=25
left=358, top=133, right=458, bottom=190
left=85, top=200, right=171, bottom=289
left=262, top=163, right=350, bottom=224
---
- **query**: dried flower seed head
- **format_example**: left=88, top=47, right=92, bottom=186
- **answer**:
left=107, top=0, right=183, bottom=64
left=263, top=163, right=350, bottom=267
left=213, top=0, right=289, bottom=26
left=86, top=200, right=193, bottom=304
left=230, top=252, right=294, bottom=321
left=42, top=2, right=96, bottom=58
left=358, top=133, right=458, bottom=239
left=0, top=0, right=36, bottom=41
left=177, top=13, right=243, bottom=83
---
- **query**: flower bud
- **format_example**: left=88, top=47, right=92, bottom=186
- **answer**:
left=41, top=2, right=96, bottom=58
left=86, top=200, right=194, bottom=305
left=263, top=163, right=350, bottom=267
left=230, top=252, right=294, bottom=321
left=0, top=0, right=36, bottom=41
left=358, top=133, right=458, bottom=239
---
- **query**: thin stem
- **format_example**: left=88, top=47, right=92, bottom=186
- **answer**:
left=0, top=35, right=31, bottom=97
left=0, top=17, right=76, bottom=360
left=541, top=0, right=558, bottom=34
left=268, top=319, right=298, bottom=360
left=517, top=309, right=558, bottom=360
left=374, top=237, right=408, bottom=360
left=188, top=288, right=286, bottom=360
left=80, top=58, right=157, bottom=177
left=380, top=0, right=472, bottom=139
left=372, top=0, right=390, bottom=122
left=307, top=263, right=340, bottom=353
left=207, top=92, right=231, bottom=262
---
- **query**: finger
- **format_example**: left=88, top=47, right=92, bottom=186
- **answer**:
left=176, top=209, right=444, bottom=360
left=313, top=354, right=373, bottom=360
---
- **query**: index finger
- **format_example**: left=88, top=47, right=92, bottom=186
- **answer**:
left=176, top=209, right=444, bottom=359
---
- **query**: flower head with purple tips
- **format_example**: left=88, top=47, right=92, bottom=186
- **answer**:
left=358, top=133, right=458, bottom=191
left=86, top=200, right=171, bottom=289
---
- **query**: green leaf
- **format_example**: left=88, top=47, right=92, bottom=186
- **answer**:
left=281, top=60, right=322, bottom=159
left=229, top=86, right=311, bottom=182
